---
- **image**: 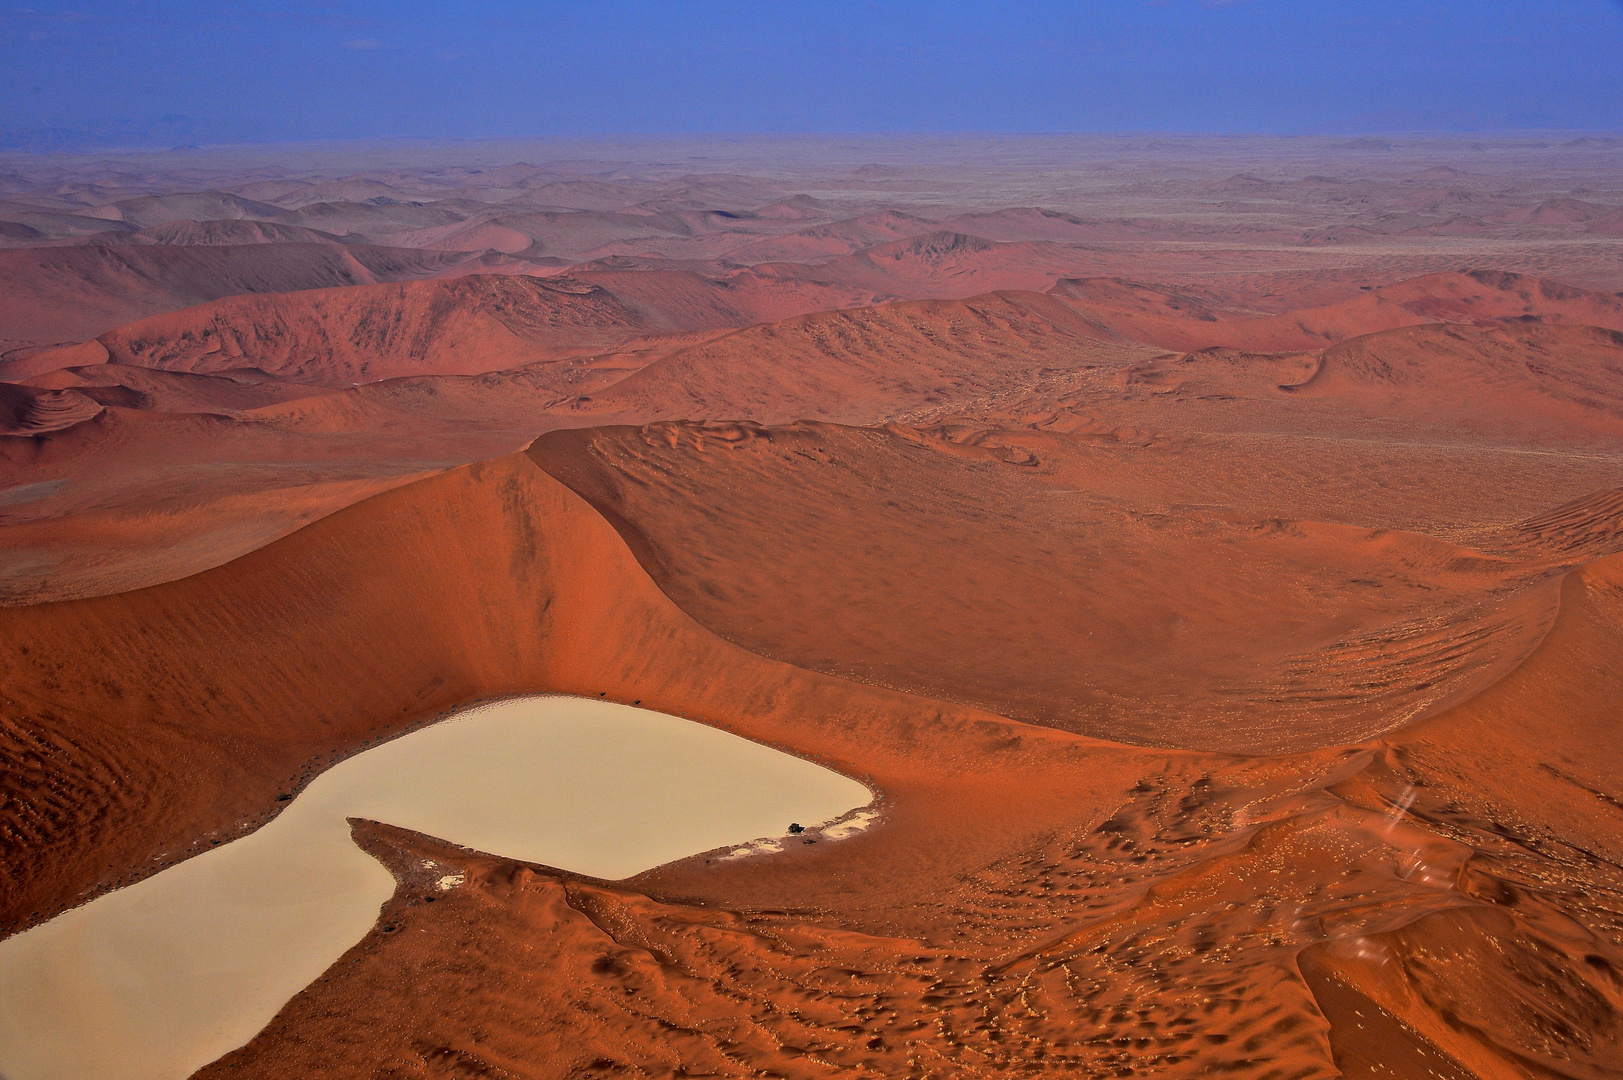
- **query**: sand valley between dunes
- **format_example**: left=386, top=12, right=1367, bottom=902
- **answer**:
left=0, top=696, right=871, bottom=1080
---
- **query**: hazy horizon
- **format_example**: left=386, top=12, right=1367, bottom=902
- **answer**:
left=3, top=1, right=1621, bottom=152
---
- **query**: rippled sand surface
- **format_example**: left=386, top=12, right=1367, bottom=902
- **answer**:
left=0, top=696, right=871, bottom=1080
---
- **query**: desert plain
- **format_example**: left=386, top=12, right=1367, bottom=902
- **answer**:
left=2, top=133, right=1623, bottom=1078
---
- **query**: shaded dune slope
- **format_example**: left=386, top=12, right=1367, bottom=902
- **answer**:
left=201, top=524, right=1623, bottom=1080
left=22, top=267, right=881, bottom=389
left=0, top=453, right=1140, bottom=939
left=530, top=421, right=1576, bottom=752
left=0, top=242, right=477, bottom=357
left=0, top=382, right=106, bottom=436
left=575, top=290, right=1108, bottom=424
left=0, top=444, right=1621, bottom=1078
left=20, top=362, right=322, bottom=414
left=94, top=275, right=647, bottom=386
left=1285, top=322, right=1623, bottom=441
left=1048, top=270, right=1623, bottom=353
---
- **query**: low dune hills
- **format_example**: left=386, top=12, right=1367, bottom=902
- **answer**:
left=3, top=139, right=1623, bottom=1078
left=4, top=134, right=1623, bottom=358
left=2, top=261, right=1621, bottom=610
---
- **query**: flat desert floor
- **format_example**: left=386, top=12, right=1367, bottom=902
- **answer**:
left=3, top=133, right=1623, bottom=1078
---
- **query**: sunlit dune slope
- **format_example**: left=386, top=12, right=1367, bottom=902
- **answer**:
left=528, top=421, right=1601, bottom=752
left=0, top=364, right=491, bottom=611
left=21, top=267, right=881, bottom=388
left=93, top=275, right=648, bottom=385
left=1284, top=323, right=1623, bottom=441
left=1047, top=269, right=1623, bottom=353
left=1495, top=485, right=1623, bottom=559
left=3, top=433, right=1622, bottom=1079
left=194, top=511, right=1623, bottom=1080
left=1300, top=553, right=1623, bottom=1078
left=0, top=453, right=1133, bottom=942
left=0, top=243, right=478, bottom=356
left=574, top=290, right=1109, bottom=423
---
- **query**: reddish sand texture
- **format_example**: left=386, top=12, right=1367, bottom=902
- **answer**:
left=3, top=135, right=1623, bottom=1078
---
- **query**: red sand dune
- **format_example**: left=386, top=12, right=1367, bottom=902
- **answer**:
left=750, top=231, right=1100, bottom=299
left=0, top=381, right=105, bottom=435
left=10, top=266, right=882, bottom=388
left=530, top=420, right=1575, bottom=752
left=551, top=271, right=1623, bottom=431
left=0, top=242, right=476, bottom=357
left=1284, top=322, right=1623, bottom=441
left=8, top=265, right=1621, bottom=612
left=86, top=191, right=284, bottom=229
left=571, top=290, right=1104, bottom=424
left=1048, top=269, right=1623, bottom=353
left=93, top=275, right=649, bottom=385
left=117, top=219, right=351, bottom=247
left=5, top=447, right=1621, bottom=1078
left=21, top=362, right=322, bottom=414
left=5, top=140, right=1623, bottom=1079
left=721, top=209, right=943, bottom=263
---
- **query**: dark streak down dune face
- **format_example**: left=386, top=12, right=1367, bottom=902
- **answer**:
left=4, top=138, right=1623, bottom=1078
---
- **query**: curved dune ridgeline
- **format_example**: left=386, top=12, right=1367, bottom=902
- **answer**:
left=0, top=242, right=482, bottom=356
left=198, top=518, right=1623, bottom=1080
left=1303, top=555, right=1623, bottom=1078
left=6, top=142, right=1623, bottom=1078
left=529, top=420, right=1581, bottom=754
left=0, top=442, right=1620, bottom=1077
left=0, top=451, right=1151, bottom=940
left=92, top=274, right=649, bottom=386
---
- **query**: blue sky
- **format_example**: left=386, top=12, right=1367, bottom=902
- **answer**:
left=2, top=1, right=1621, bottom=148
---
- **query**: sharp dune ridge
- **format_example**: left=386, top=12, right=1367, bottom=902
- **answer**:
left=4, top=446, right=1622, bottom=1078
left=12, top=264, right=1615, bottom=403
left=4, top=138, right=1623, bottom=1078
left=8, top=263, right=1621, bottom=615
left=529, top=419, right=1592, bottom=753
left=0, top=452, right=1141, bottom=938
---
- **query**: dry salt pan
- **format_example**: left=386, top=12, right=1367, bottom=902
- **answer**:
left=0, top=696, right=871, bottom=1080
